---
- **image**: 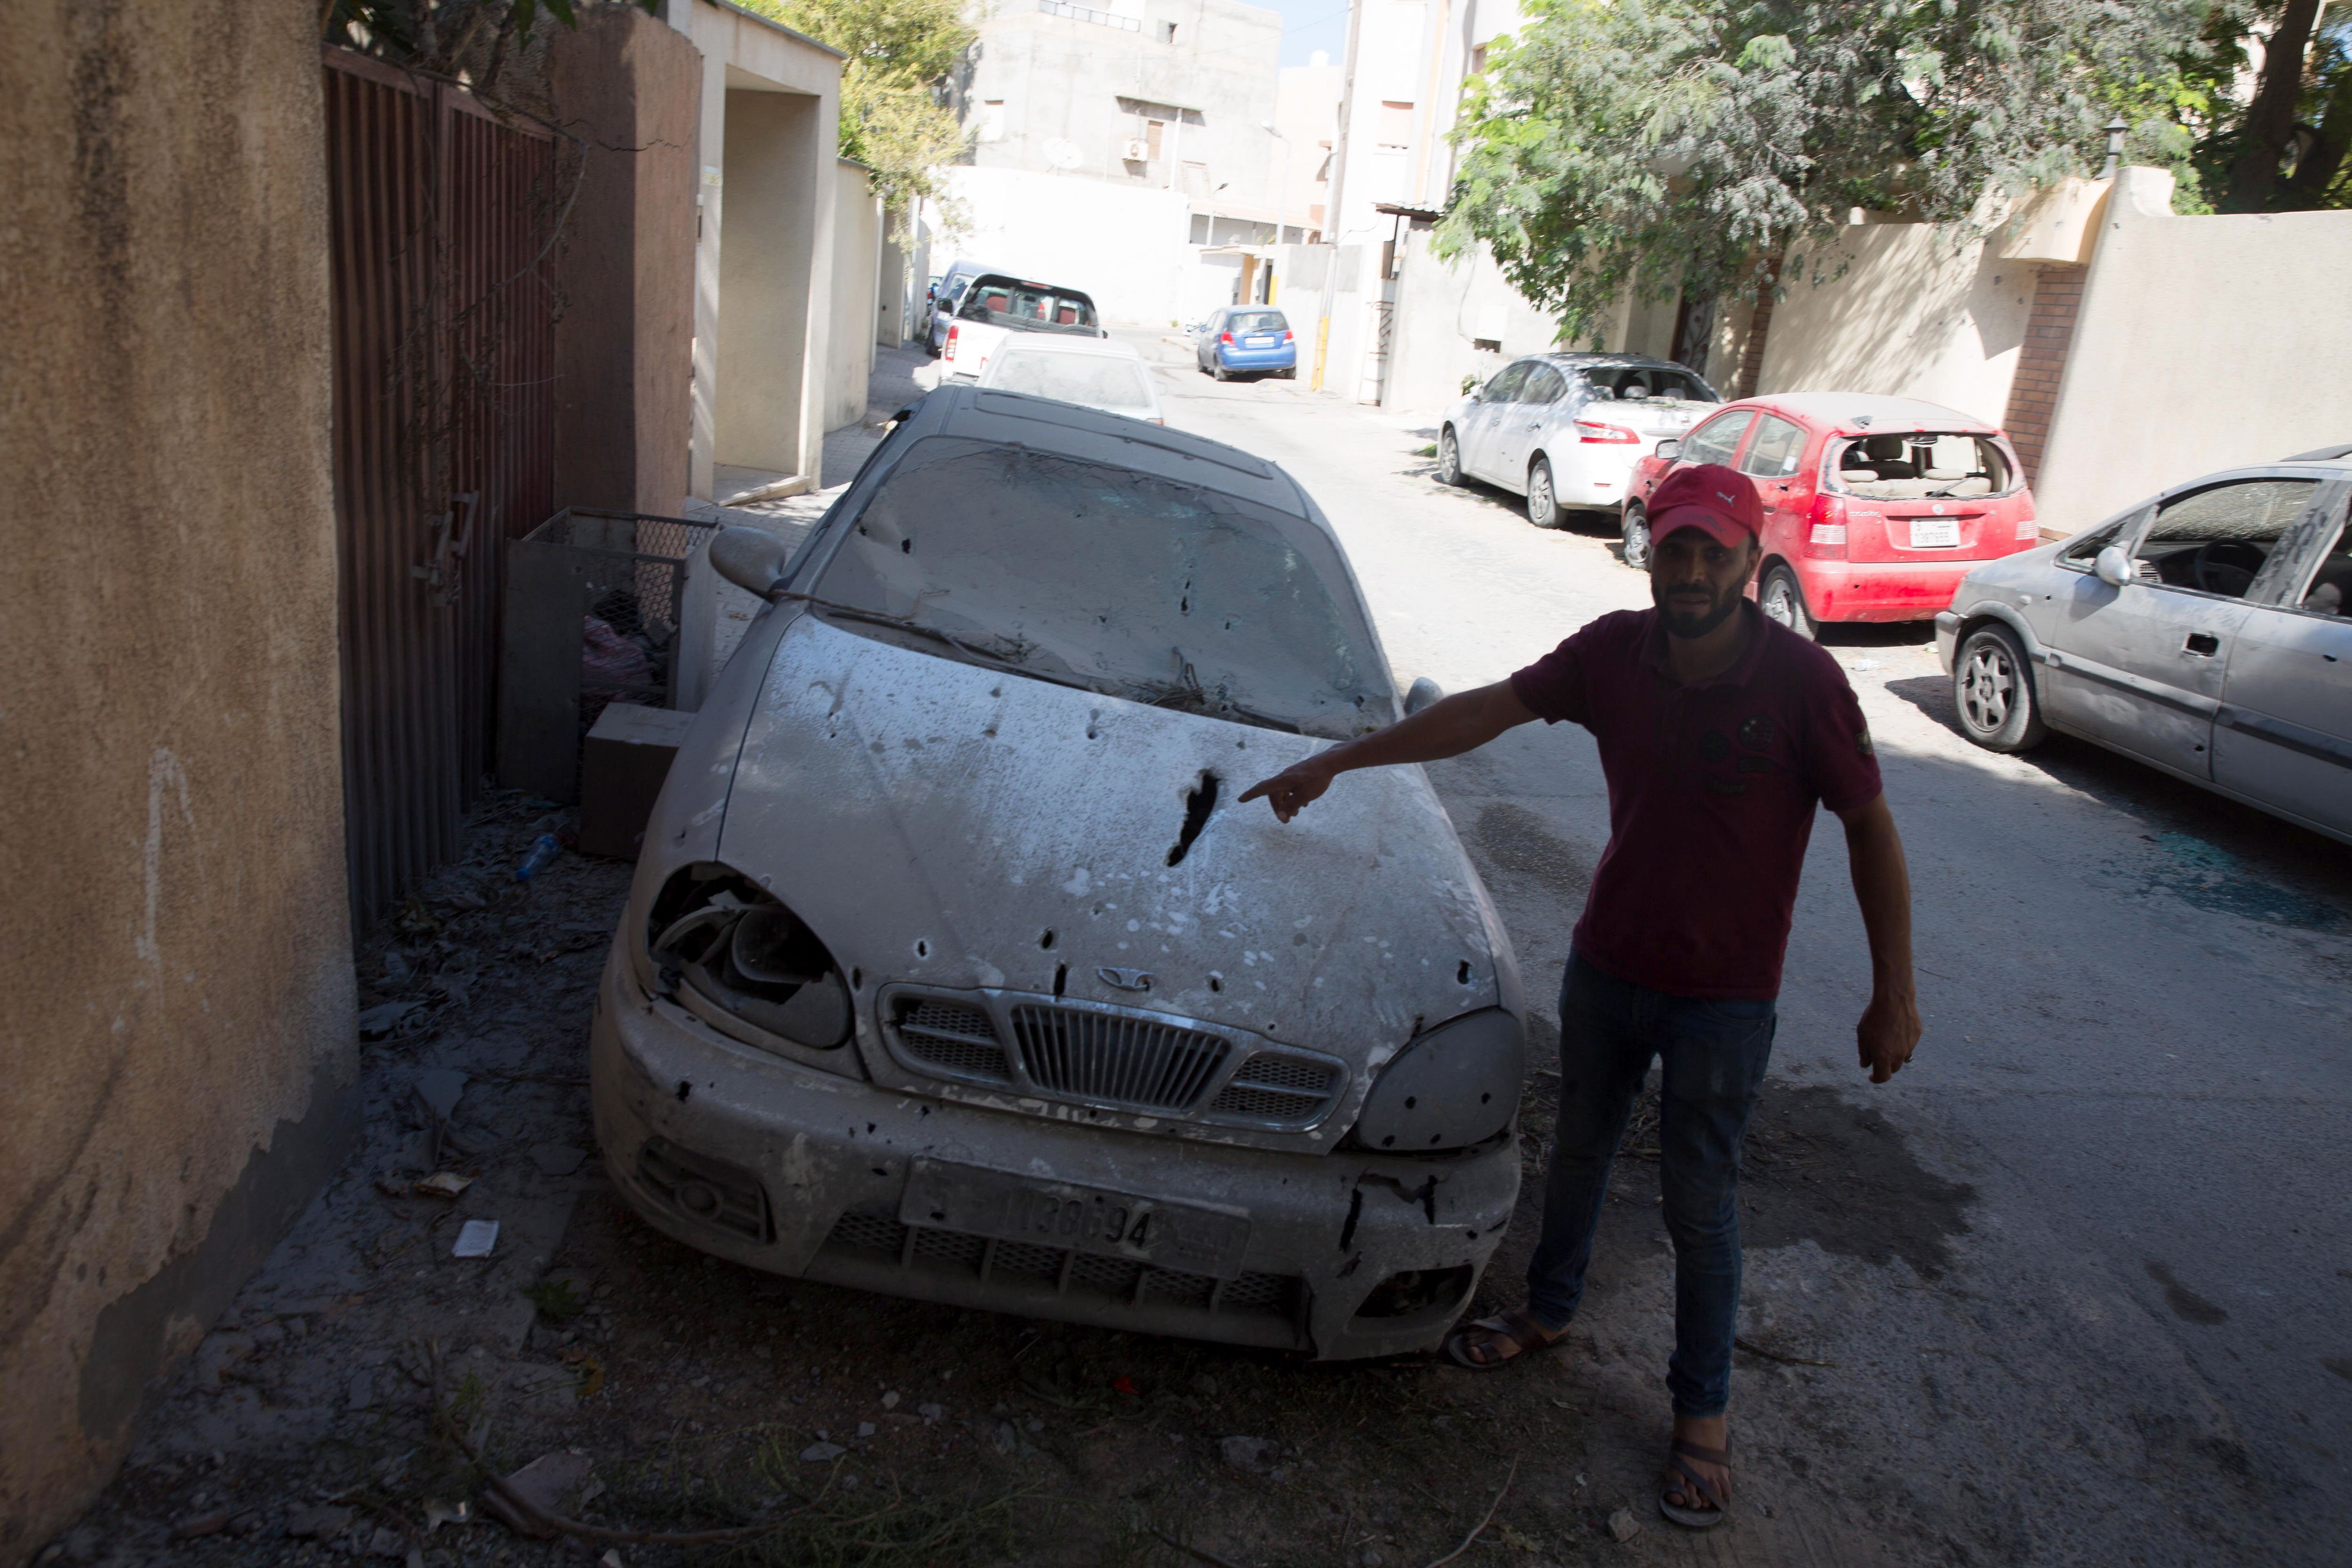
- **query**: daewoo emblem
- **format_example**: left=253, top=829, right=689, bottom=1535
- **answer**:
left=1097, top=967, right=1154, bottom=992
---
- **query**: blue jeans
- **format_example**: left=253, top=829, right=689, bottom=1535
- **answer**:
left=1525, top=952, right=1776, bottom=1417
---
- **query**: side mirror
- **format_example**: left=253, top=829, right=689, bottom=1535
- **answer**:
left=1403, top=676, right=1445, bottom=716
left=711, top=525, right=791, bottom=598
left=2093, top=545, right=2134, bottom=588
left=1654, top=438, right=1683, bottom=460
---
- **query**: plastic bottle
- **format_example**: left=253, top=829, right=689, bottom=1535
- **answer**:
left=515, top=833, right=563, bottom=882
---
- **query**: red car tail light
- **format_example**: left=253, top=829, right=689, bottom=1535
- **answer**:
left=945, top=324, right=960, bottom=358
left=1283, top=329, right=1295, bottom=342
left=1220, top=331, right=1234, bottom=344
left=1805, top=493, right=1849, bottom=557
left=1573, top=420, right=1638, bottom=444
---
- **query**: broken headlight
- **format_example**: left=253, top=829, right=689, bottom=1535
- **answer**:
left=1349, top=1009, right=1523, bottom=1153
left=644, top=864, right=853, bottom=1057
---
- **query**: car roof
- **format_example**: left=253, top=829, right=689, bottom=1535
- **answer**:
left=989, top=335, right=1144, bottom=359
left=911, top=382, right=1311, bottom=518
left=1534, top=352, right=1694, bottom=373
left=1739, top=391, right=2000, bottom=435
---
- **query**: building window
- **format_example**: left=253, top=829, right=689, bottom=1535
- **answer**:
left=1469, top=43, right=1487, bottom=74
left=1377, top=100, right=1414, bottom=149
left=1162, top=20, right=1177, bottom=42
left=1146, top=119, right=1165, bottom=159
left=1190, top=213, right=1211, bottom=244
left=978, top=100, right=1005, bottom=142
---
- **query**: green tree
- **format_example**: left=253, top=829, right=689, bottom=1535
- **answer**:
left=740, top=0, right=975, bottom=227
left=1440, top=0, right=2210, bottom=343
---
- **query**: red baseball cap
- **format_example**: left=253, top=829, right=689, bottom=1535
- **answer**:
left=1646, top=463, right=1764, bottom=548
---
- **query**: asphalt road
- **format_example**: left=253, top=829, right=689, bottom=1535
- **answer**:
left=1130, top=328, right=2352, bottom=1564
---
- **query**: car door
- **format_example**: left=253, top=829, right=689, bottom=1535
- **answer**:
left=2041, top=474, right=2321, bottom=780
left=2211, top=478, right=2352, bottom=836
left=1735, top=412, right=1812, bottom=540
left=1460, top=361, right=1532, bottom=480
left=1489, top=364, right=1567, bottom=489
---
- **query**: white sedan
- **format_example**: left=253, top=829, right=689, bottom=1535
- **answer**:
left=976, top=334, right=1163, bottom=424
left=1437, top=353, right=1720, bottom=528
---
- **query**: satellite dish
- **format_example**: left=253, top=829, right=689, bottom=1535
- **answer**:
left=1043, top=137, right=1084, bottom=169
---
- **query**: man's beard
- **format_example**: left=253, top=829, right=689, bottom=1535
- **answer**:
left=1653, top=578, right=1743, bottom=639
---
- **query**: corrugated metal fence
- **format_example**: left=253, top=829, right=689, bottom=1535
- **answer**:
left=324, top=48, right=558, bottom=924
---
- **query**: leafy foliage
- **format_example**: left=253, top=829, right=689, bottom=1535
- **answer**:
left=321, top=0, right=657, bottom=104
left=1439, top=0, right=2209, bottom=342
left=739, top=0, right=976, bottom=227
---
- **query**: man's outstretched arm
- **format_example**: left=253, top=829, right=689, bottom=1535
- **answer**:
left=1833, top=792, right=1921, bottom=1083
left=1239, top=680, right=1539, bottom=822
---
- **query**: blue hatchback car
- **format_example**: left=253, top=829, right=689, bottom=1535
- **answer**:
left=1195, top=306, right=1297, bottom=380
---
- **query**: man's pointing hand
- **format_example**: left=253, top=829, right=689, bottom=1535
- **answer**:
left=1237, top=760, right=1335, bottom=824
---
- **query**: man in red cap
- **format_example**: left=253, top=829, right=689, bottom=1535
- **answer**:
left=1239, top=463, right=1920, bottom=1530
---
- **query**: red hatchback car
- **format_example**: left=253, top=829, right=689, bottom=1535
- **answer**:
left=1624, top=392, right=2040, bottom=637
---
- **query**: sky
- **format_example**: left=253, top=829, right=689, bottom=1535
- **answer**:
left=1262, top=0, right=1353, bottom=67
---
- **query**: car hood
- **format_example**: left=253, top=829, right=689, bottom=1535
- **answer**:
left=715, top=614, right=1512, bottom=1072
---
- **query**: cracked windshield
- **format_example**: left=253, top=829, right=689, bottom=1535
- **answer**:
left=812, top=436, right=1392, bottom=736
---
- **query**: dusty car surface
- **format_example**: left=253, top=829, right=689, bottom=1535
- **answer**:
left=975, top=334, right=1164, bottom=423
left=592, top=383, right=1526, bottom=1359
left=1937, top=446, right=2352, bottom=844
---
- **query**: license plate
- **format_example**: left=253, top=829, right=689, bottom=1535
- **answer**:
left=900, top=1160, right=1252, bottom=1278
left=1908, top=517, right=1961, bottom=548
left=1246, top=335, right=1276, bottom=347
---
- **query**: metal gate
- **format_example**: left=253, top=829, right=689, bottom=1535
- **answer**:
left=324, top=48, right=557, bottom=923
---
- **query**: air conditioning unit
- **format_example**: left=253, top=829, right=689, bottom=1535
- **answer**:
left=1121, top=139, right=1151, bottom=162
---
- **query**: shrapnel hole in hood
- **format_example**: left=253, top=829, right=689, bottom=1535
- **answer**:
left=809, top=436, right=1393, bottom=737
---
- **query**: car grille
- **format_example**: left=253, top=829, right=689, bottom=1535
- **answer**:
left=892, top=998, right=1013, bottom=1082
left=1008, top=1004, right=1232, bottom=1113
left=880, top=988, right=1343, bottom=1128
left=821, top=1210, right=1298, bottom=1320
left=1206, top=1053, right=1342, bottom=1124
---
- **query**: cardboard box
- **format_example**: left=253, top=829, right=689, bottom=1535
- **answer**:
left=579, top=702, right=697, bottom=860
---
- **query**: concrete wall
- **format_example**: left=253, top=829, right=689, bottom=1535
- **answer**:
left=825, top=159, right=882, bottom=433
left=549, top=8, right=702, bottom=518
left=1382, top=227, right=1560, bottom=412
left=0, top=3, right=357, bottom=1559
left=935, top=165, right=1194, bottom=326
left=2035, top=167, right=2352, bottom=530
left=670, top=0, right=844, bottom=497
left=1753, top=212, right=2036, bottom=425
left=964, top=0, right=1283, bottom=209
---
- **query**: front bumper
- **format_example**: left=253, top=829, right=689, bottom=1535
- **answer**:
left=590, top=951, right=1520, bottom=1360
left=1934, top=610, right=1963, bottom=673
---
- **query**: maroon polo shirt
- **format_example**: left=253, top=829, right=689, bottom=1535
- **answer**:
left=1508, top=603, right=1882, bottom=1000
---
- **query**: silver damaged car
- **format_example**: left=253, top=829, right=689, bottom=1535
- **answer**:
left=591, top=384, right=1526, bottom=1359
left=1939, top=445, right=2352, bottom=844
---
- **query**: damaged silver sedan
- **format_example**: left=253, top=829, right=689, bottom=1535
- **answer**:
left=590, top=384, right=1526, bottom=1358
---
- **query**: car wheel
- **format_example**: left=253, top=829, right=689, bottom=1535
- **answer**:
left=1759, top=564, right=1815, bottom=639
left=1281, top=366, right=1297, bottom=379
left=1212, top=360, right=1229, bottom=382
left=1526, top=457, right=1561, bottom=528
left=1621, top=503, right=1651, bottom=570
left=1436, top=428, right=1464, bottom=486
left=1953, top=623, right=2048, bottom=753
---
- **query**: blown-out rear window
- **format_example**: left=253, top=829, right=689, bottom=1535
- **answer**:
left=811, top=437, right=1391, bottom=736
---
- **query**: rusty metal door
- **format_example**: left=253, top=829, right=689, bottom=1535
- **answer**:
left=324, top=49, right=557, bottom=923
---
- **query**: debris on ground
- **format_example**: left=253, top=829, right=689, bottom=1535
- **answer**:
left=1606, top=1506, right=1642, bottom=1542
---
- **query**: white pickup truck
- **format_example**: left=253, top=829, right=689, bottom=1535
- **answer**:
left=939, top=274, right=1107, bottom=381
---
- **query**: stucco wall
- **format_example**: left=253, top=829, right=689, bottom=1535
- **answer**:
left=2035, top=167, right=2352, bottom=531
left=0, top=3, right=356, bottom=1560
left=1754, top=215, right=2035, bottom=425
left=549, top=6, right=702, bottom=519
left=825, top=160, right=882, bottom=437
left=1383, top=228, right=1560, bottom=413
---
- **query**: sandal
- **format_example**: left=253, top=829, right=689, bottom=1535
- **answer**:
left=1658, top=1436, right=1732, bottom=1528
left=1442, top=1307, right=1568, bottom=1369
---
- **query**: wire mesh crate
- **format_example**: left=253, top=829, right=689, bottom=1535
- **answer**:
left=497, top=508, right=719, bottom=802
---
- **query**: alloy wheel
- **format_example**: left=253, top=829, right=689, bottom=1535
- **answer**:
left=1961, top=644, right=2014, bottom=733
